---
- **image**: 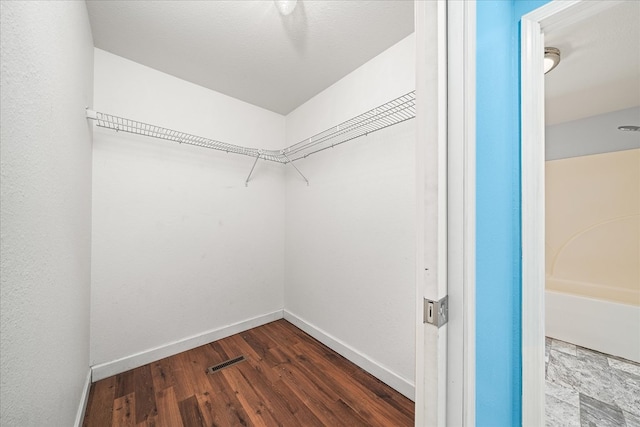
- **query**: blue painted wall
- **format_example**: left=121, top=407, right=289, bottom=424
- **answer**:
left=476, top=1, right=549, bottom=426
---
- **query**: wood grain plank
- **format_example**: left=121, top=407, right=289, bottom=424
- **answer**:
left=267, top=379, right=326, bottom=427
left=274, top=357, right=363, bottom=426
left=205, top=336, right=320, bottom=426
left=177, top=395, right=206, bottom=427
left=271, top=320, right=413, bottom=426
left=112, top=392, right=136, bottom=427
left=239, top=325, right=277, bottom=360
left=266, top=320, right=302, bottom=349
left=208, top=340, right=232, bottom=362
left=225, top=332, right=324, bottom=426
left=177, top=349, right=216, bottom=400
left=193, top=392, right=220, bottom=427
left=115, top=370, right=135, bottom=399
left=221, top=366, right=280, bottom=427
left=150, top=357, right=177, bottom=393
left=349, top=363, right=415, bottom=415
left=194, top=390, right=246, bottom=427
left=194, top=343, right=256, bottom=426
left=164, top=352, right=195, bottom=402
left=221, top=334, right=281, bottom=385
left=290, top=338, right=413, bottom=426
left=154, top=387, right=184, bottom=427
left=133, top=364, right=157, bottom=424
left=135, top=414, right=158, bottom=427
left=234, top=358, right=303, bottom=426
left=83, top=376, right=116, bottom=427
left=241, top=329, right=295, bottom=373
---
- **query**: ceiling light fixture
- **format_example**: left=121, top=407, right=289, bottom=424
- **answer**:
left=275, top=0, right=297, bottom=16
left=544, top=47, right=561, bottom=74
left=617, top=125, right=640, bottom=132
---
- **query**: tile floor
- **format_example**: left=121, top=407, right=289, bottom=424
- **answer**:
left=546, top=337, right=640, bottom=427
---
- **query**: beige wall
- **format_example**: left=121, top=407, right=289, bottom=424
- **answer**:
left=546, top=148, right=640, bottom=306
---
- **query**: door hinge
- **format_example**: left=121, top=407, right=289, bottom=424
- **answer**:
left=424, top=296, right=448, bottom=327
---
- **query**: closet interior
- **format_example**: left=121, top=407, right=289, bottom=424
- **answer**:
left=88, top=0, right=418, bottom=410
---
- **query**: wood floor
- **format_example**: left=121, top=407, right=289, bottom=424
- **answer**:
left=83, top=319, right=414, bottom=426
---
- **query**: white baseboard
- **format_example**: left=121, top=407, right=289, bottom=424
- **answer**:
left=74, top=369, right=92, bottom=427
left=546, top=290, right=640, bottom=363
left=91, top=310, right=283, bottom=381
left=283, top=310, right=415, bottom=401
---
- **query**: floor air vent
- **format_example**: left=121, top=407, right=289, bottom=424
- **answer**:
left=206, top=355, right=246, bottom=374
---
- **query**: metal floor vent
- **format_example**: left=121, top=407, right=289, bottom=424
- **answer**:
left=206, top=355, right=246, bottom=374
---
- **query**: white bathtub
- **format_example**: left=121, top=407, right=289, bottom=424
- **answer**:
left=546, top=289, right=640, bottom=363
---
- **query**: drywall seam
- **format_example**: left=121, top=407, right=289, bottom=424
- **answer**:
left=91, top=310, right=283, bottom=381
left=74, top=370, right=92, bottom=427
left=283, top=310, right=415, bottom=401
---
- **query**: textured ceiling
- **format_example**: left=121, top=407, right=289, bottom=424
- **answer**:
left=85, top=0, right=414, bottom=115
left=85, top=1, right=637, bottom=123
left=544, top=1, right=640, bottom=125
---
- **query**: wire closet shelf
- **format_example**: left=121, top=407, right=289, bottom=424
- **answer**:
left=86, top=91, right=416, bottom=165
left=283, top=91, right=415, bottom=161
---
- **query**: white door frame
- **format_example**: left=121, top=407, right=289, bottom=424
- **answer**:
left=414, top=1, right=448, bottom=424
left=520, top=1, right=625, bottom=426
left=414, top=1, right=476, bottom=425
left=446, top=1, right=476, bottom=426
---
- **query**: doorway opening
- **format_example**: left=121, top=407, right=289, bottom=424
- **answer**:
left=521, top=1, right=640, bottom=425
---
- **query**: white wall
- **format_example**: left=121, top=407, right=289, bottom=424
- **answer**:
left=546, top=107, right=640, bottom=160
left=91, top=49, right=286, bottom=373
left=284, top=34, right=416, bottom=398
left=0, top=2, right=94, bottom=426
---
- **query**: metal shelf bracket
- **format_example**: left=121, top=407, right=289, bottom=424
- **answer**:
left=282, top=153, right=309, bottom=186
left=245, top=153, right=262, bottom=187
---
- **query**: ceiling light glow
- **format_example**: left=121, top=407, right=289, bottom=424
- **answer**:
left=275, top=0, right=297, bottom=16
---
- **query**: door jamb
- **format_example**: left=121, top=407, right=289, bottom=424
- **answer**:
left=446, top=1, right=476, bottom=426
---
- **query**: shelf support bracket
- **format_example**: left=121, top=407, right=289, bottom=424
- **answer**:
left=282, top=153, right=309, bottom=186
left=86, top=108, right=98, bottom=120
left=245, top=153, right=261, bottom=187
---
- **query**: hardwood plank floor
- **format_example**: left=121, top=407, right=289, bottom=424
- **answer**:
left=83, top=320, right=414, bottom=426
